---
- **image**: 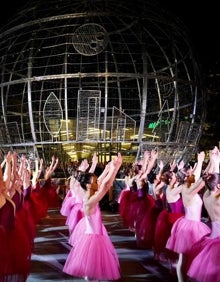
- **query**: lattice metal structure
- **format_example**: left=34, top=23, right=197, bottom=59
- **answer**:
left=43, top=92, right=63, bottom=138
left=76, top=90, right=101, bottom=141
left=0, top=0, right=205, bottom=163
left=111, top=107, right=136, bottom=142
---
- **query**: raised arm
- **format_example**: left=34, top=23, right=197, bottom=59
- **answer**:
left=32, top=158, right=43, bottom=187
left=78, top=158, right=90, bottom=172
left=140, top=150, right=151, bottom=174
left=155, top=159, right=164, bottom=182
left=97, top=162, right=111, bottom=184
left=203, top=147, right=219, bottom=174
left=88, top=153, right=122, bottom=205
left=192, top=151, right=205, bottom=181
left=18, top=154, right=26, bottom=180
left=44, top=155, right=59, bottom=180
left=140, top=149, right=158, bottom=180
left=3, top=151, right=13, bottom=192
left=88, top=152, right=98, bottom=173
left=146, top=149, right=158, bottom=174
left=208, top=146, right=220, bottom=173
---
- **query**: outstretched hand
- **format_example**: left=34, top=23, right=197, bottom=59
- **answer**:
left=112, top=152, right=123, bottom=169
left=78, top=159, right=89, bottom=172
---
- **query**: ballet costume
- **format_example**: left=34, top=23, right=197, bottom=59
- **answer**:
left=63, top=203, right=121, bottom=280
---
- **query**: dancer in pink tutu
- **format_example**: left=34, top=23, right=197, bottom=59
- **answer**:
left=65, top=172, right=87, bottom=240
left=60, top=172, right=79, bottom=227
left=61, top=153, right=98, bottom=237
left=166, top=150, right=214, bottom=282
left=63, top=153, right=122, bottom=281
left=186, top=148, right=220, bottom=282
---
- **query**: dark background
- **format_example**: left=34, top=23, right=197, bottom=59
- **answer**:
left=0, top=0, right=219, bottom=148
left=0, top=1, right=218, bottom=67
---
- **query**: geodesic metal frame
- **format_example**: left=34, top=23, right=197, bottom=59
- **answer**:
left=0, top=0, right=205, bottom=164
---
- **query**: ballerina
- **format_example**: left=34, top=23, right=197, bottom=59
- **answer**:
left=63, top=153, right=122, bottom=281
left=166, top=151, right=211, bottom=282
left=186, top=147, right=220, bottom=282
left=62, top=153, right=98, bottom=237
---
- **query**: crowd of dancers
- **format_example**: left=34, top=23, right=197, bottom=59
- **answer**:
left=117, top=146, right=220, bottom=282
left=1, top=145, right=220, bottom=282
left=60, top=146, right=220, bottom=282
left=0, top=152, right=60, bottom=281
left=0, top=150, right=123, bottom=282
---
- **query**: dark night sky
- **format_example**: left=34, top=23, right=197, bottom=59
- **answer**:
left=0, top=1, right=218, bottom=69
left=159, top=1, right=219, bottom=71
left=0, top=0, right=219, bottom=76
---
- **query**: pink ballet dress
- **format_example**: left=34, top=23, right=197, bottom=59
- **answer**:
left=60, top=189, right=75, bottom=217
left=187, top=221, right=220, bottom=282
left=68, top=204, right=108, bottom=247
left=63, top=204, right=121, bottom=280
left=66, top=191, right=84, bottom=236
left=166, top=194, right=210, bottom=254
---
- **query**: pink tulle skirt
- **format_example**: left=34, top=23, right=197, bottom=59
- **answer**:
left=187, top=236, right=220, bottom=282
left=60, top=190, right=75, bottom=217
left=64, top=232, right=121, bottom=280
left=66, top=203, right=84, bottom=235
left=166, top=217, right=211, bottom=254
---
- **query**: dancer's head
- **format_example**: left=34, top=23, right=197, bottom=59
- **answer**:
left=77, top=172, right=98, bottom=196
left=203, top=172, right=220, bottom=191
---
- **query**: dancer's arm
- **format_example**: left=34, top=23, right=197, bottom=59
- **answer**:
left=88, top=152, right=98, bottom=173
left=3, top=151, right=13, bottom=191
left=141, top=149, right=158, bottom=180
left=44, top=155, right=59, bottom=180
left=88, top=153, right=122, bottom=205
left=192, top=151, right=205, bottom=181
left=32, top=158, right=43, bottom=187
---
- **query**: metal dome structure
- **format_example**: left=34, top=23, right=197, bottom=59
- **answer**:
left=0, top=0, right=205, bottom=164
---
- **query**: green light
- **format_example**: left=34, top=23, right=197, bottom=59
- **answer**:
left=148, top=119, right=170, bottom=129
